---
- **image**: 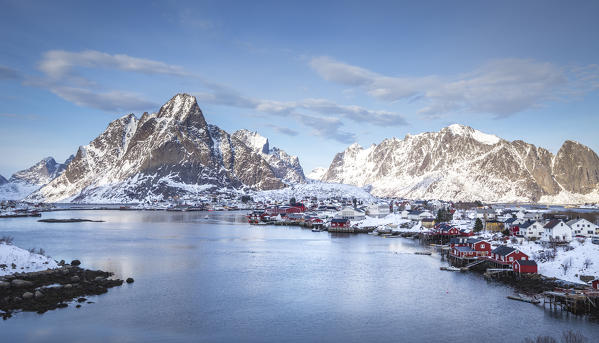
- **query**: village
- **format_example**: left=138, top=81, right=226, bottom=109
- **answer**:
left=3, top=193, right=599, bottom=316
left=245, top=195, right=599, bottom=315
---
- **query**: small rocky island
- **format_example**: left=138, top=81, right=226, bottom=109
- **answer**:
left=1, top=241, right=130, bottom=319
left=0, top=260, right=129, bottom=319
left=38, top=218, right=105, bottom=223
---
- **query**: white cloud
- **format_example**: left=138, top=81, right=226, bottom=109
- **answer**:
left=39, top=50, right=191, bottom=79
left=49, top=86, right=157, bottom=112
left=309, top=56, right=599, bottom=118
left=30, top=49, right=404, bottom=143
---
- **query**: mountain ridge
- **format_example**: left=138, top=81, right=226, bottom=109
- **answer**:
left=320, top=124, right=599, bottom=203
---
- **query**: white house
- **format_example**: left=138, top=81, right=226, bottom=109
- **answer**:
left=542, top=219, right=572, bottom=242
left=366, top=203, right=390, bottom=218
left=519, top=220, right=545, bottom=240
left=566, top=218, right=598, bottom=237
left=407, top=210, right=433, bottom=221
left=338, top=206, right=366, bottom=221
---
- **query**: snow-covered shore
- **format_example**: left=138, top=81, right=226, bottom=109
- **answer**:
left=0, top=243, right=59, bottom=276
left=352, top=213, right=598, bottom=285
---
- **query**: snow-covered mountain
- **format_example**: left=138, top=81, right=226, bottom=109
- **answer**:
left=321, top=124, right=599, bottom=204
left=27, top=94, right=297, bottom=203
left=232, top=129, right=305, bottom=184
left=307, top=167, right=327, bottom=180
left=0, top=175, right=7, bottom=185
left=0, top=156, right=73, bottom=200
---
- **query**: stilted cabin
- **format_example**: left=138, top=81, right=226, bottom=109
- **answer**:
left=513, top=260, right=538, bottom=274
left=311, top=218, right=324, bottom=229
left=489, top=245, right=529, bottom=266
left=450, top=246, right=477, bottom=259
left=330, top=218, right=352, bottom=233
left=449, top=238, right=491, bottom=258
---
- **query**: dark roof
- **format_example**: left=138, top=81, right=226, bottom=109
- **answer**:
left=515, top=260, right=537, bottom=266
left=504, top=218, right=517, bottom=224
left=331, top=218, right=349, bottom=223
left=466, top=238, right=486, bottom=244
left=455, top=246, right=475, bottom=252
left=492, top=245, right=517, bottom=256
left=519, top=221, right=535, bottom=229
left=450, top=237, right=468, bottom=244
left=544, top=219, right=562, bottom=229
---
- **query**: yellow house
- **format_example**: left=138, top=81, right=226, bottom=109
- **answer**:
left=485, top=220, right=505, bottom=232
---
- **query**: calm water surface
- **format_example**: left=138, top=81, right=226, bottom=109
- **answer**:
left=1, top=210, right=598, bottom=342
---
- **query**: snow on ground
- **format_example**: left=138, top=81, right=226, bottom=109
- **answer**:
left=516, top=239, right=599, bottom=284
left=539, top=189, right=599, bottom=205
left=0, top=182, right=39, bottom=201
left=0, top=243, right=59, bottom=276
left=251, top=181, right=376, bottom=203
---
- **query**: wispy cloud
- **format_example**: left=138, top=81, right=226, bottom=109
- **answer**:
left=0, top=113, right=40, bottom=120
left=265, top=124, right=299, bottom=136
left=39, top=50, right=192, bottom=80
left=194, top=83, right=405, bottom=143
left=310, top=56, right=599, bottom=118
left=48, top=87, right=158, bottom=112
left=0, top=65, right=20, bottom=80
left=30, top=49, right=402, bottom=143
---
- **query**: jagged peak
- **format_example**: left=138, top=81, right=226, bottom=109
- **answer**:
left=347, top=142, right=363, bottom=150
left=441, top=123, right=501, bottom=145
left=232, top=129, right=269, bottom=154
left=558, top=140, right=596, bottom=155
left=157, top=93, right=206, bottom=125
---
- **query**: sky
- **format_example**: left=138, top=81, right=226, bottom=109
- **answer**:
left=0, top=0, right=598, bottom=177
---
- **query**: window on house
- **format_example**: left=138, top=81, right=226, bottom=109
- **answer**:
left=509, top=257, right=514, bottom=261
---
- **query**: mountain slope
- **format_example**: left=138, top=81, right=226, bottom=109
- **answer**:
left=307, top=167, right=327, bottom=180
left=232, top=129, right=305, bottom=184
left=27, top=94, right=291, bottom=203
left=321, top=124, right=599, bottom=203
left=0, top=157, right=73, bottom=201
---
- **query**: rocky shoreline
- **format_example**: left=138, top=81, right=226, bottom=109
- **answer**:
left=0, top=260, right=130, bottom=319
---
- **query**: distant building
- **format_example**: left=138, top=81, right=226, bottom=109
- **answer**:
left=542, top=219, right=572, bottom=242
left=566, top=218, right=598, bottom=237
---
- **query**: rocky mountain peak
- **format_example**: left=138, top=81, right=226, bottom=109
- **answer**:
left=0, top=174, right=7, bottom=185
left=441, top=124, right=501, bottom=145
left=157, top=93, right=207, bottom=127
left=9, top=156, right=72, bottom=186
left=553, top=140, right=599, bottom=194
left=233, top=129, right=269, bottom=154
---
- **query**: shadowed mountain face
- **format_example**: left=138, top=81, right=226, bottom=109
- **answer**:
left=0, top=175, right=7, bottom=185
left=321, top=124, right=599, bottom=203
left=28, top=94, right=298, bottom=203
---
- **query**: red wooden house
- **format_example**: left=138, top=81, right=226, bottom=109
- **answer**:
left=489, top=245, right=529, bottom=266
left=513, top=260, right=538, bottom=274
left=330, top=218, right=350, bottom=228
left=450, top=246, right=477, bottom=259
left=592, top=279, right=599, bottom=290
left=469, top=239, right=491, bottom=257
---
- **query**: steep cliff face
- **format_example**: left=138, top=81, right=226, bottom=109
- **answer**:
left=28, top=94, right=291, bottom=203
left=232, top=129, right=305, bottom=184
left=553, top=140, right=599, bottom=194
left=321, top=124, right=599, bottom=203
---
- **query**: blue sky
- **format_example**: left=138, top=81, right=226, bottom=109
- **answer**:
left=1, top=0, right=598, bottom=177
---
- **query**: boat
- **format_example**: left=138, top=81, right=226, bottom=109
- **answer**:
left=414, top=251, right=432, bottom=255
left=440, top=266, right=461, bottom=272
left=311, top=228, right=322, bottom=232
left=204, top=215, right=209, bottom=219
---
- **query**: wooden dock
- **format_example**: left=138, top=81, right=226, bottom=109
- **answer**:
left=542, top=290, right=599, bottom=315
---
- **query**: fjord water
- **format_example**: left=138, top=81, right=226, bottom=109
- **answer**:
left=1, top=211, right=598, bottom=342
